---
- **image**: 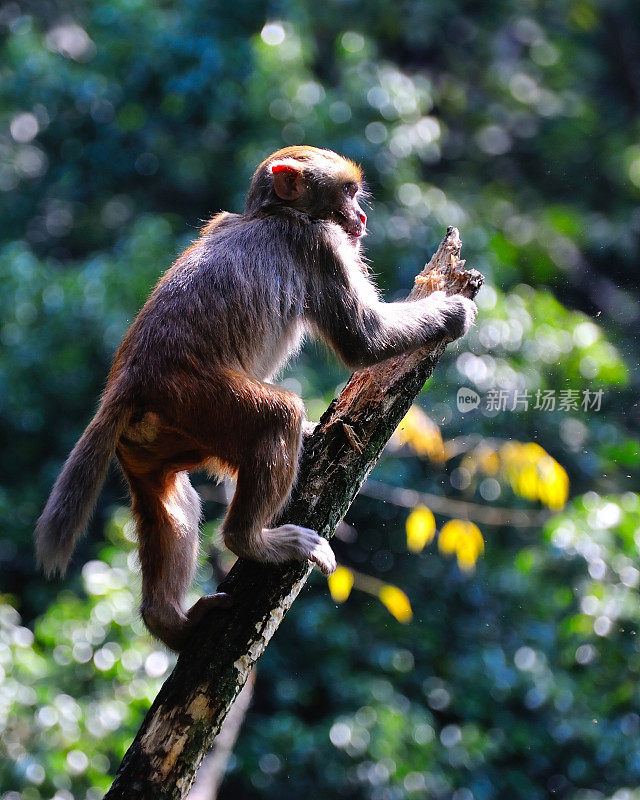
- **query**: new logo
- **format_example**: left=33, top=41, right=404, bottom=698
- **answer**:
left=457, top=387, right=480, bottom=413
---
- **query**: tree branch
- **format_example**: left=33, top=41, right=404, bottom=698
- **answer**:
left=104, top=226, right=484, bottom=800
left=186, top=672, right=255, bottom=800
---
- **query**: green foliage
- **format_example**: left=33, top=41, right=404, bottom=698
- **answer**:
left=1, top=0, right=640, bottom=797
left=4, top=494, right=640, bottom=799
left=222, top=492, right=640, bottom=799
left=0, top=511, right=175, bottom=798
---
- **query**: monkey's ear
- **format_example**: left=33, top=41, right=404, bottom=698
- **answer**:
left=270, top=161, right=304, bottom=201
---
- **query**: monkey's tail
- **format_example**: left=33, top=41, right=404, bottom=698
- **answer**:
left=35, top=391, right=131, bottom=578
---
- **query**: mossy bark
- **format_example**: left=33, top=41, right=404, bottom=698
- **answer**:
left=105, top=227, right=484, bottom=800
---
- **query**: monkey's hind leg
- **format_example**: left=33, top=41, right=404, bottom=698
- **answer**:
left=223, top=469, right=336, bottom=576
left=126, top=469, right=230, bottom=651
left=220, top=393, right=336, bottom=576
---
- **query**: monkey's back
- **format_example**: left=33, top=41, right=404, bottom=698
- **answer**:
left=109, top=213, right=309, bottom=402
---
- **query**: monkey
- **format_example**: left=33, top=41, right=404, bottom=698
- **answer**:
left=35, top=145, right=476, bottom=651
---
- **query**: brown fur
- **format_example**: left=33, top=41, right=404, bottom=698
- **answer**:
left=35, top=145, right=476, bottom=650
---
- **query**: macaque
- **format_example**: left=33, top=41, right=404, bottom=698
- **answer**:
left=36, top=145, right=476, bottom=650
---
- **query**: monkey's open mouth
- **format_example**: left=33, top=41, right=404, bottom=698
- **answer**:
left=345, top=220, right=366, bottom=239
left=332, top=210, right=365, bottom=239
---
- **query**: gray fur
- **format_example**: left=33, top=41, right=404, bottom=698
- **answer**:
left=35, top=394, right=129, bottom=577
left=117, top=212, right=475, bottom=394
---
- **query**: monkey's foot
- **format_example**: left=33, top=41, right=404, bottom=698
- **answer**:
left=178, top=593, right=234, bottom=651
left=186, top=592, right=234, bottom=624
left=142, top=592, right=233, bottom=652
left=263, top=524, right=337, bottom=575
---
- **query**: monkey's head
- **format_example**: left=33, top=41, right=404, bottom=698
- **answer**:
left=245, top=146, right=368, bottom=243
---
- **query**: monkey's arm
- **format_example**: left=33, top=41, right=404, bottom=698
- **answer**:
left=308, top=243, right=476, bottom=370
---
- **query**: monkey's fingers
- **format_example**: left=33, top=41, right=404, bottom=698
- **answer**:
left=301, top=420, right=319, bottom=439
left=307, top=536, right=337, bottom=576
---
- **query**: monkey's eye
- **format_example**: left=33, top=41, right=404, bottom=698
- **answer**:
left=343, top=183, right=358, bottom=198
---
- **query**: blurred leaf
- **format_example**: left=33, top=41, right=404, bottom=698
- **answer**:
left=378, top=585, right=413, bottom=624
left=392, top=406, right=445, bottom=462
left=327, top=566, right=354, bottom=603
left=438, top=519, right=484, bottom=572
left=405, top=504, right=436, bottom=553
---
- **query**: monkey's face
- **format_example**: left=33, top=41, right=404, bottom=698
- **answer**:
left=247, top=146, right=368, bottom=244
left=328, top=180, right=367, bottom=243
left=284, top=168, right=368, bottom=243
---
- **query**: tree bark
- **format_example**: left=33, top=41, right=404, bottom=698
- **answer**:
left=186, top=672, right=255, bottom=800
left=104, top=226, right=484, bottom=800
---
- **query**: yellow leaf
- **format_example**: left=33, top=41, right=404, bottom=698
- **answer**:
left=406, top=505, right=436, bottom=552
left=456, top=555, right=477, bottom=572
left=378, top=585, right=413, bottom=623
left=516, top=465, right=539, bottom=501
left=393, top=406, right=445, bottom=462
left=464, top=521, right=484, bottom=554
left=328, top=566, right=354, bottom=603
left=438, top=519, right=466, bottom=555
left=499, top=441, right=569, bottom=509
left=438, top=520, right=484, bottom=570
left=523, top=442, right=545, bottom=459
left=538, top=459, right=569, bottom=510
left=455, top=535, right=481, bottom=572
left=500, top=441, right=521, bottom=464
left=477, top=445, right=500, bottom=476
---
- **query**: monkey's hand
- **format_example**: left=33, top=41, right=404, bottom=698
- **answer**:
left=301, top=420, right=319, bottom=440
left=428, top=291, right=477, bottom=343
